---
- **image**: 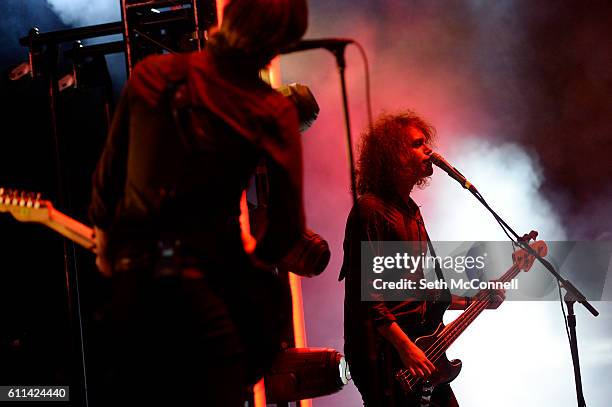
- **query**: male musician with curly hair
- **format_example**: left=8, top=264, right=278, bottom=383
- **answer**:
left=341, top=111, right=502, bottom=406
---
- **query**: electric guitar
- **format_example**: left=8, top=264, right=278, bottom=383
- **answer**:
left=0, top=188, right=95, bottom=251
left=395, top=240, right=548, bottom=404
left=1, top=187, right=294, bottom=385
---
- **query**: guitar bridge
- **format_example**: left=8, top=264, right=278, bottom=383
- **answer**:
left=419, top=382, right=434, bottom=407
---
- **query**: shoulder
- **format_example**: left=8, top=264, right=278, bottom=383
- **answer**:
left=357, top=193, right=386, bottom=213
left=128, top=54, right=188, bottom=105
left=353, top=193, right=413, bottom=231
left=131, top=54, right=179, bottom=78
left=253, top=85, right=300, bottom=144
left=130, top=54, right=176, bottom=86
left=353, top=194, right=394, bottom=222
left=257, top=83, right=298, bottom=125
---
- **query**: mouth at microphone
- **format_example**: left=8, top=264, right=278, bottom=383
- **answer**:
left=429, top=152, right=477, bottom=192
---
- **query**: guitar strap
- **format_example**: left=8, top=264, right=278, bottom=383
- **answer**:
left=413, top=200, right=451, bottom=303
left=425, top=231, right=452, bottom=303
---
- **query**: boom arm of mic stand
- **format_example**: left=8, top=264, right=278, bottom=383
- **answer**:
left=467, top=187, right=598, bottom=316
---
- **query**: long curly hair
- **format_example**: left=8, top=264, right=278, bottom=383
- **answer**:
left=356, top=110, right=436, bottom=198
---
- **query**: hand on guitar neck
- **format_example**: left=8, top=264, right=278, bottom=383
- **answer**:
left=447, top=290, right=505, bottom=311
left=0, top=188, right=108, bottom=275
left=93, top=226, right=111, bottom=277
left=483, top=286, right=505, bottom=309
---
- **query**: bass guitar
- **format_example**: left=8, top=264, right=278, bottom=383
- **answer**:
left=396, top=240, right=548, bottom=404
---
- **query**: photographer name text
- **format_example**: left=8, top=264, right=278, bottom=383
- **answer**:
left=372, top=278, right=517, bottom=291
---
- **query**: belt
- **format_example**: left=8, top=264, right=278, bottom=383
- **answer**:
left=113, top=239, right=206, bottom=279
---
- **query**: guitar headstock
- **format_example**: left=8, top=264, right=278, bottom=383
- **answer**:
left=512, top=240, right=548, bottom=272
left=0, top=187, right=53, bottom=224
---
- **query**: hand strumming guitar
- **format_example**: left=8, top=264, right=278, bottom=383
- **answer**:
left=378, top=322, right=436, bottom=378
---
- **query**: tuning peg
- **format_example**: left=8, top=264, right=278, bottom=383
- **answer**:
left=11, top=190, right=19, bottom=206
left=34, top=193, right=41, bottom=209
left=518, top=230, right=539, bottom=242
left=4, top=189, right=14, bottom=203
left=25, top=192, right=34, bottom=208
left=0, top=187, right=4, bottom=196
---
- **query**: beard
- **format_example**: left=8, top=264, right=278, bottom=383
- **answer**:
left=411, top=156, right=433, bottom=188
left=395, top=158, right=432, bottom=192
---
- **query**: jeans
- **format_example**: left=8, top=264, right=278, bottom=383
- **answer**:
left=93, top=247, right=290, bottom=406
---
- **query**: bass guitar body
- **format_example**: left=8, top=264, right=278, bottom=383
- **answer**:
left=396, top=323, right=462, bottom=403
left=394, top=240, right=548, bottom=404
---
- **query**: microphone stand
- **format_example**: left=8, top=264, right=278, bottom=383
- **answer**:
left=330, top=44, right=359, bottom=208
left=564, top=291, right=587, bottom=407
left=280, top=40, right=359, bottom=282
left=25, top=27, right=90, bottom=406
left=461, top=182, right=596, bottom=407
left=281, top=42, right=358, bottom=207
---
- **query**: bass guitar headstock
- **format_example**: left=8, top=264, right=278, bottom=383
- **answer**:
left=512, top=240, right=548, bottom=272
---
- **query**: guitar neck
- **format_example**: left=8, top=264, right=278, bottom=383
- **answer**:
left=430, top=263, right=521, bottom=357
left=46, top=207, right=95, bottom=252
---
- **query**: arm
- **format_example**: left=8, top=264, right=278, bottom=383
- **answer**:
left=377, top=322, right=436, bottom=378
left=447, top=292, right=505, bottom=310
left=89, top=86, right=131, bottom=274
left=252, top=104, right=305, bottom=264
left=348, top=199, right=436, bottom=377
left=447, top=294, right=470, bottom=310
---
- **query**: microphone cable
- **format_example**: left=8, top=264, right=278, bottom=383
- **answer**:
left=352, top=40, right=374, bottom=132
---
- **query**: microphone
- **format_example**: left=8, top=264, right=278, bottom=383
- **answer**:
left=280, top=38, right=354, bottom=54
left=430, top=152, right=478, bottom=192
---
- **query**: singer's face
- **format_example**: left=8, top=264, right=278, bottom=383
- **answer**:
left=395, top=127, right=433, bottom=193
left=409, top=127, right=434, bottom=176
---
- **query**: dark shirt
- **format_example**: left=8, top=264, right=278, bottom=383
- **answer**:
left=342, top=193, right=437, bottom=368
left=89, top=50, right=305, bottom=263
